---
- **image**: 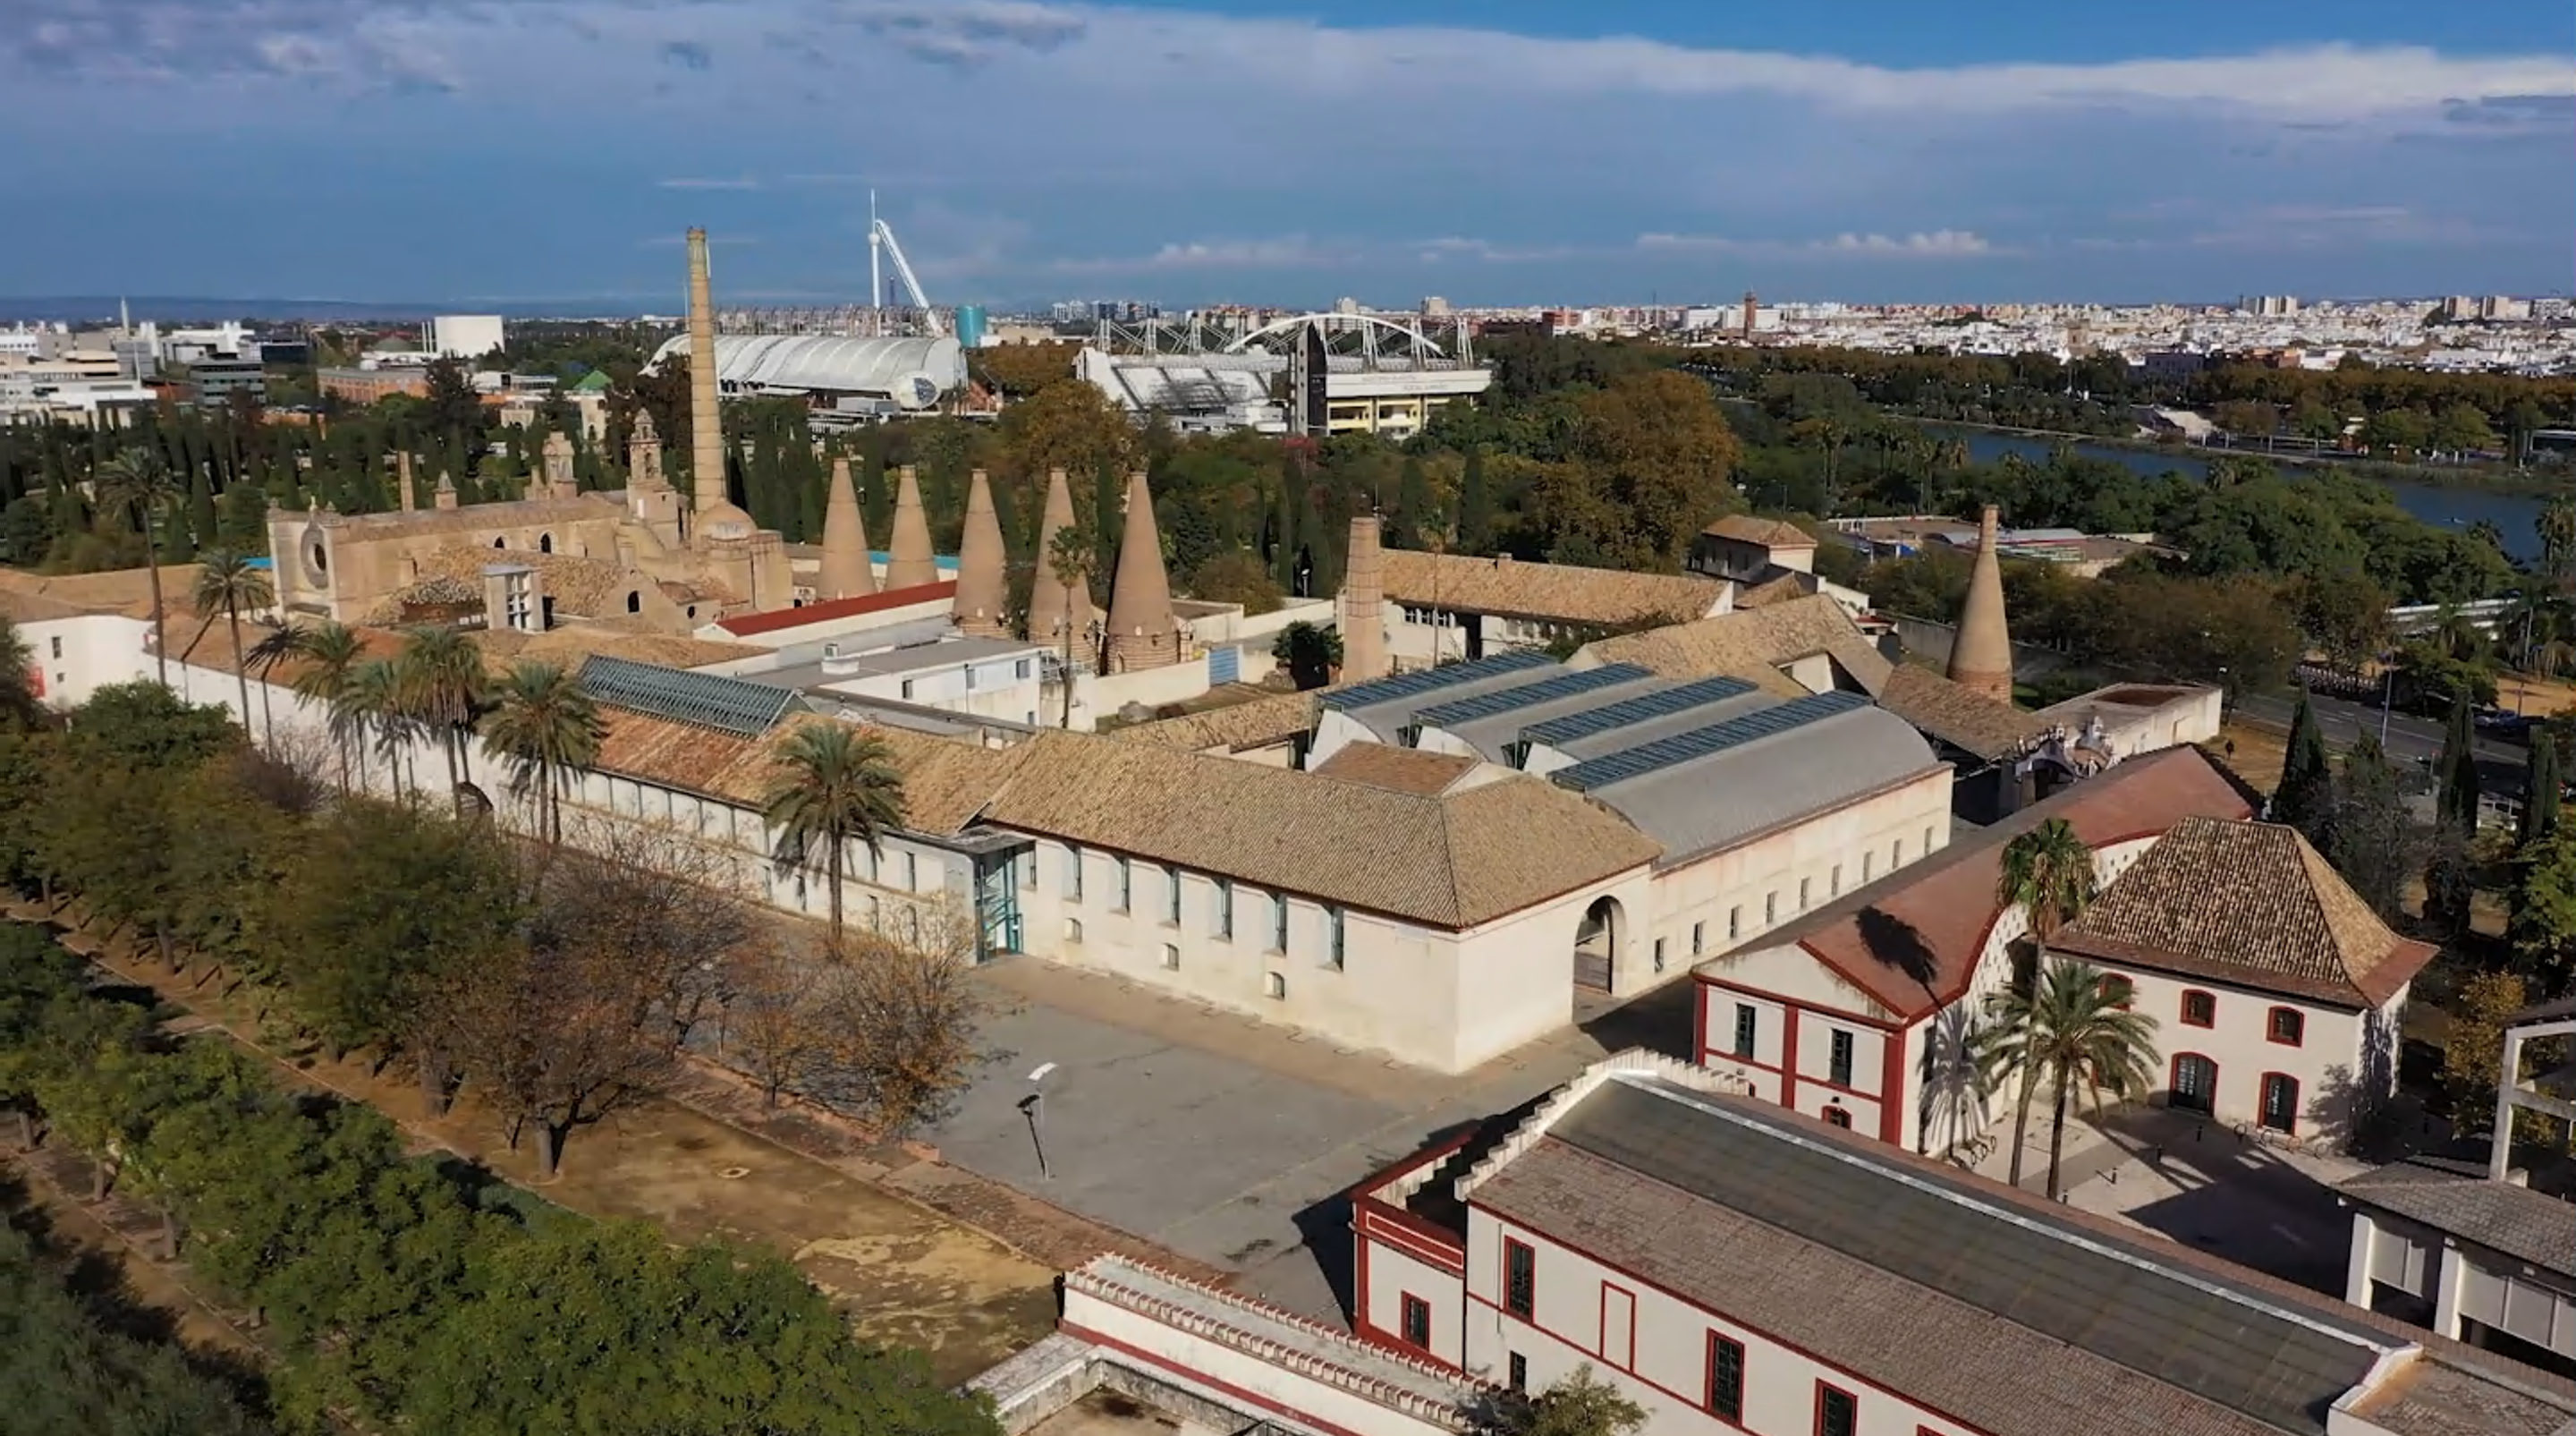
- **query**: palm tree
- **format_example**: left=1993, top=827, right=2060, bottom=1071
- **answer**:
left=347, top=659, right=411, bottom=799
left=190, top=550, right=273, bottom=730
left=760, top=722, right=907, bottom=946
left=395, top=625, right=486, bottom=803
left=1975, top=960, right=2160, bottom=1200
left=94, top=447, right=182, bottom=687
left=481, top=661, right=606, bottom=846
left=243, top=624, right=302, bottom=749
left=2539, top=497, right=2576, bottom=589
left=289, top=622, right=368, bottom=792
left=1982, top=817, right=2098, bottom=1191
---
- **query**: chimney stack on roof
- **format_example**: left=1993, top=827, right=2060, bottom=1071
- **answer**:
left=1340, top=514, right=1390, bottom=683
left=885, top=464, right=939, bottom=591
left=1027, top=466, right=1092, bottom=645
left=1104, top=470, right=1180, bottom=673
left=627, top=409, right=666, bottom=491
left=434, top=472, right=457, bottom=510
left=684, top=227, right=726, bottom=521
left=817, top=456, right=877, bottom=601
left=954, top=468, right=1009, bottom=637
left=396, top=450, right=416, bottom=513
left=1948, top=504, right=2014, bottom=704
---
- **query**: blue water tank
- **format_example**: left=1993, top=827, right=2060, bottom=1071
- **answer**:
left=955, top=304, right=988, bottom=350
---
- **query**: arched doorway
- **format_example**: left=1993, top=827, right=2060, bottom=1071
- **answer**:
left=1573, top=896, right=1622, bottom=994
left=2171, top=1053, right=2218, bottom=1116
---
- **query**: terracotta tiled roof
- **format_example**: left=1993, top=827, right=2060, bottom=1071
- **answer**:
left=1729, top=572, right=1810, bottom=608
left=1576, top=594, right=1892, bottom=694
left=1702, top=746, right=2253, bottom=1021
left=1113, top=687, right=1323, bottom=753
left=316, top=492, right=623, bottom=538
left=399, top=545, right=665, bottom=621
left=2053, top=817, right=2436, bottom=1008
left=475, top=625, right=768, bottom=675
left=716, top=580, right=955, bottom=637
left=0, top=564, right=203, bottom=620
left=1876, top=662, right=2045, bottom=760
left=588, top=710, right=1027, bottom=836
left=1701, top=514, right=1817, bottom=548
left=1310, top=742, right=1480, bottom=796
left=2338, top=1158, right=2576, bottom=1279
left=983, top=731, right=1660, bottom=928
left=1378, top=549, right=1724, bottom=628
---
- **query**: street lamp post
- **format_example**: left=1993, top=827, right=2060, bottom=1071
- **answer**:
left=1020, top=1062, right=1056, bottom=1180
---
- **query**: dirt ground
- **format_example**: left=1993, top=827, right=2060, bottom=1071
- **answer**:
left=2205, top=722, right=2288, bottom=795
left=3, top=1156, right=260, bottom=1363
left=81, top=939, right=1057, bottom=1384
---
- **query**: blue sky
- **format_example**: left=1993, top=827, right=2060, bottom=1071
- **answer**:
left=5, top=1, right=2572, bottom=310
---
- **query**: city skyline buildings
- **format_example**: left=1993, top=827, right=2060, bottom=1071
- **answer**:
left=4, top=2, right=2570, bottom=307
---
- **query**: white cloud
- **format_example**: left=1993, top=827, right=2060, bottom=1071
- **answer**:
left=1818, top=230, right=1994, bottom=256
left=657, top=174, right=760, bottom=191
left=1636, top=231, right=2001, bottom=259
left=1052, top=237, right=1345, bottom=274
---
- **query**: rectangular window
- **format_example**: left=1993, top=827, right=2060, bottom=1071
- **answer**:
left=964, top=663, right=978, bottom=690
left=1764, top=891, right=1777, bottom=924
left=1733, top=1004, right=1757, bottom=1060
left=1829, top=1029, right=1855, bottom=1087
left=1115, top=856, right=1131, bottom=912
left=1862, top=851, right=1874, bottom=882
left=1015, top=850, right=1035, bottom=890
left=1707, top=1334, right=1745, bottom=1422
left=1894, top=837, right=1905, bottom=866
left=1798, top=877, right=1811, bottom=911
left=1063, top=845, right=1083, bottom=900
left=1016, top=659, right=1032, bottom=681
left=1830, top=862, right=1843, bottom=897
left=1728, top=905, right=1741, bottom=941
left=1817, top=1383, right=1858, bottom=1436
left=1066, top=917, right=1083, bottom=943
left=1271, top=893, right=1290, bottom=952
left=903, top=852, right=919, bottom=890
left=1691, top=921, right=1705, bottom=956
left=47, top=636, right=61, bottom=659
left=2268, top=1007, right=2306, bottom=1047
left=1507, top=1353, right=1528, bottom=1393
left=1653, top=937, right=1665, bottom=973
left=1161, top=943, right=1180, bottom=970
left=1166, top=869, right=1183, bottom=925
left=1923, top=825, right=1935, bottom=856
left=2182, top=990, right=2216, bottom=1027
left=1326, top=906, right=1345, bottom=969
left=1215, top=878, right=1233, bottom=939
left=1503, top=1239, right=1536, bottom=1320
left=901, top=678, right=915, bottom=700
left=1400, top=1295, right=1431, bottom=1348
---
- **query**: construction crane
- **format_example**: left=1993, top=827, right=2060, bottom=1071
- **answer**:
left=867, top=191, right=944, bottom=337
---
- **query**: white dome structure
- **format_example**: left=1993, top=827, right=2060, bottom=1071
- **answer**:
left=646, top=334, right=964, bottom=410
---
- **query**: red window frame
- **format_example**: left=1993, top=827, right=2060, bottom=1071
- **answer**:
left=2180, top=989, right=2216, bottom=1028
left=2266, top=1005, right=2305, bottom=1047
left=1399, top=1293, right=1431, bottom=1348
left=1502, top=1237, right=1536, bottom=1320
left=2258, top=1072, right=2301, bottom=1134
left=2097, top=973, right=2135, bottom=1010
left=1815, top=1380, right=1859, bottom=1436
left=1706, top=1331, right=1746, bottom=1422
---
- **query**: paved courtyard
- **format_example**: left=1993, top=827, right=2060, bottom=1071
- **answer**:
left=928, top=959, right=1673, bottom=1321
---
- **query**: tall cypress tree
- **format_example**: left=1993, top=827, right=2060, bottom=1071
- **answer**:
left=2523, top=736, right=2562, bottom=846
left=2274, top=688, right=2334, bottom=837
left=1091, top=459, right=1123, bottom=593
left=2437, top=698, right=2481, bottom=831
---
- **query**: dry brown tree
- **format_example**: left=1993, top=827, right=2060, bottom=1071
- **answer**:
left=717, top=936, right=824, bottom=1110
left=802, top=901, right=994, bottom=1139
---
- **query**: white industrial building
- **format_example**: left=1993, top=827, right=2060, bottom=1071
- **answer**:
left=644, top=333, right=965, bottom=412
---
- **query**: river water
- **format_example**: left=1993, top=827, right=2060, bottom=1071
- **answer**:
left=1949, top=429, right=2553, bottom=562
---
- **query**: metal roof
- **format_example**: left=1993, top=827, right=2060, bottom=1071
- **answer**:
left=1546, top=1080, right=2389, bottom=1436
left=577, top=654, right=800, bottom=736
left=1318, top=650, right=1551, bottom=711
left=1413, top=663, right=1652, bottom=729
left=1521, top=673, right=1758, bottom=747
left=645, top=334, right=964, bottom=408
left=1553, top=689, right=1871, bottom=792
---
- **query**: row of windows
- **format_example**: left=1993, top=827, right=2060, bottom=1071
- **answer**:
left=1716, top=829, right=1933, bottom=947
left=1495, top=1243, right=1868, bottom=1436
left=1047, top=845, right=1343, bottom=966
left=2106, top=974, right=2308, bottom=1046
left=896, top=658, right=1034, bottom=701
left=1724, top=1002, right=1861, bottom=1088
left=2171, top=1053, right=2304, bottom=1134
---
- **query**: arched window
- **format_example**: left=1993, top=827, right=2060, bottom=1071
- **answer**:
left=2180, top=990, right=2216, bottom=1028
left=2170, top=1053, right=2217, bottom=1116
left=493, top=537, right=506, bottom=548
left=1823, top=1106, right=1853, bottom=1130
left=626, top=591, right=642, bottom=615
left=2258, top=1073, right=2300, bottom=1134
left=2267, top=1007, right=2305, bottom=1047
left=538, top=532, right=555, bottom=554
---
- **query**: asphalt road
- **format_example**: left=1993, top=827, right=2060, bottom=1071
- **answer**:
left=2235, top=688, right=2528, bottom=791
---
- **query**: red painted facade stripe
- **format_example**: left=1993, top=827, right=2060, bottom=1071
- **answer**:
left=1878, top=1020, right=1908, bottom=1147
left=715, top=579, right=955, bottom=636
left=1358, top=1216, right=1469, bottom=1276
left=1352, top=1194, right=1468, bottom=1263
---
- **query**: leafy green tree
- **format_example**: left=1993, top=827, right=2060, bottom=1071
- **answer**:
left=762, top=723, right=908, bottom=946
left=1980, top=817, right=2100, bottom=1192
left=2540, top=498, right=2576, bottom=588
left=0, top=616, right=41, bottom=732
left=0, top=1222, right=274, bottom=1436
left=190, top=549, right=273, bottom=729
left=479, top=661, right=606, bottom=847
left=94, top=447, right=182, bottom=686
left=266, top=800, right=524, bottom=1060
left=66, top=681, right=235, bottom=770
left=1503, top=1365, right=1648, bottom=1436
left=2507, top=829, right=2576, bottom=999
left=2275, top=689, right=2334, bottom=838
left=2321, top=732, right=2419, bottom=921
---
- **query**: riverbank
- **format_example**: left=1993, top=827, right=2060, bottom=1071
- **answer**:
left=1918, top=419, right=2572, bottom=497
